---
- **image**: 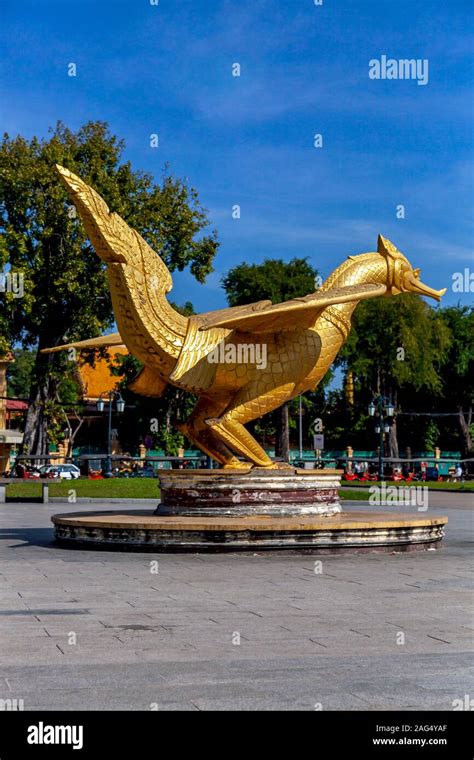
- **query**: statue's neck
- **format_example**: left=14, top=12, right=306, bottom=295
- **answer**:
left=320, top=253, right=387, bottom=292
left=314, top=253, right=387, bottom=338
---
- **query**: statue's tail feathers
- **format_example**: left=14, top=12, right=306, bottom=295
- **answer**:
left=56, top=165, right=130, bottom=264
left=55, top=164, right=173, bottom=293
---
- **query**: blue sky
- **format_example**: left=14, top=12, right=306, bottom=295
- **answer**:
left=1, top=0, right=473, bottom=311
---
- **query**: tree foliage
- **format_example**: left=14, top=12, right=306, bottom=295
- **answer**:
left=339, top=294, right=450, bottom=396
left=222, top=257, right=319, bottom=306
left=6, top=349, right=35, bottom=398
left=333, top=297, right=472, bottom=456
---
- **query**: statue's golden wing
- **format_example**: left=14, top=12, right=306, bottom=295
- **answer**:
left=199, top=284, right=387, bottom=333
left=41, top=333, right=124, bottom=354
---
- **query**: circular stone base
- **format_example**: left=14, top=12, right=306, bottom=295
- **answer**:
left=51, top=511, right=448, bottom=553
left=156, top=468, right=342, bottom=517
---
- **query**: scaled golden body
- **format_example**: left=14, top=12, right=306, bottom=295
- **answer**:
left=46, top=166, right=445, bottom=468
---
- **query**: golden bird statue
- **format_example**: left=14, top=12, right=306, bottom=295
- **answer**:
left=43, top=166, right=446, bottom=469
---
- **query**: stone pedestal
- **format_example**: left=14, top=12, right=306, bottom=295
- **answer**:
left=156, top=468, right=341, bottom=517
left=51, top=466, right=448, bottom=553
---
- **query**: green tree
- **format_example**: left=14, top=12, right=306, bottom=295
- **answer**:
left=437, top=306, right=474, bottom=456
left=6, top=349, right=35, bottom=398
left=338, top=295, right=451, bottom=456
left=0, top=121, right=219, bottom=456
left=222, top=258, right=319, bottom=306
left=222, top=257, right=321, bottom=459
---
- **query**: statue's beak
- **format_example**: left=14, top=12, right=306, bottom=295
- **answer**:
left=404, top=270, right=446, bottom=302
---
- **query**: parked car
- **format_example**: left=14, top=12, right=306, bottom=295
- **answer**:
left=39, top=464, right=81, bottom=480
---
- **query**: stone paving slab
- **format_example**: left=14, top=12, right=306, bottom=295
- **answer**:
left=0, top=495, right=472, bottom=710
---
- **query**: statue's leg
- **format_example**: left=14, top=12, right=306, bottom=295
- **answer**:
left=205, top=381, right=296, bottom=468
left=178, top=396, right=249, bottom=468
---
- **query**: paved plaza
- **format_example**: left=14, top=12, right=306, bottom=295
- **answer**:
left=0, top=493, right=472, bottom=711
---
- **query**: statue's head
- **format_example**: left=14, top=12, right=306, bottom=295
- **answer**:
left=377, top=235, right=446, bottom=302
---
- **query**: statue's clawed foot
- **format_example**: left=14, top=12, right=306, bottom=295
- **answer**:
left=222, top=459, right=252, bottom=471
left=205, top=417, right=274, bottom=468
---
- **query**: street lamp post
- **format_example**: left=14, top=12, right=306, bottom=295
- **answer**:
left=368, top=396, right=394, bottom=480
left=97, top=392, right=125, bottom=477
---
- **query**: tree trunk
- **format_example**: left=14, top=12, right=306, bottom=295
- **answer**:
left=21, top=386, right=49, bottom=459
left=64, top=412, right=84, bottom=458
left=388, top=417, right=399, bottom=459
left=458, top=406, right=473, bottom=457
left=20, top=345, right=60, bottom=460
left=275, top=402, right=290, bottom=462
left=388, top=391, right=399, bottom=458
